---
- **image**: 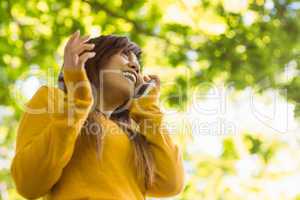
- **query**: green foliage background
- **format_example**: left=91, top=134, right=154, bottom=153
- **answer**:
left=0, top=0, right=300, bottom=199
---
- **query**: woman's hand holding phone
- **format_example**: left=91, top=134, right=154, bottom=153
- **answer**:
left=143, top=74, right=160, bottom=94
left=129, top=74, right=163, bottom=130
left=142, top=74, right=160, bottom=92
left=133, top=74, right=161, bottom=99
left=141, top=74, right=161, bottom=103
left=129, top=74, right=162, bottom=120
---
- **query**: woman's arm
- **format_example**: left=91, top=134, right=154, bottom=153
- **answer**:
left=129, top=86, right=185, bottom=197
left=10, top=30, right=96, bottom=199
left=10, top=68, right=93, bottom=199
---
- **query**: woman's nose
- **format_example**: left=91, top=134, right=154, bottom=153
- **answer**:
left=128, top=62, right=140, bottom=73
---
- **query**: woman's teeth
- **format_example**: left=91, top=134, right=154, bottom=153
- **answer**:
left=122, top=71, right=136, bottom=83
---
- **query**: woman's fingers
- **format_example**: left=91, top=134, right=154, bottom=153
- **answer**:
left=68, top=32, right=94, bottom=56
left=69, top=30, right=90, bottom=48
left=78, top=52, right=96, bottom=68
left=71, top=30, right=81, bottom=45
left=78, top=35, right=91, bottom=45
left=67, top=30, right=91, bottom=48
left=65, top=30, right=80, bottom=47
left=148, top=74, right=160, bottom=83
left=63, top=30, right=96, bottom=70
left=144, top=74, right=160, bottom=88
left=143, top=74, right=160, bottom=83
left=143, top=75, right=151, bottom=82
left=73, top=43, right=95, bottom=56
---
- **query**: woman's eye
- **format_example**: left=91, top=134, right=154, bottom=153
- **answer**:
left=122, top=52, right=129, bottom=59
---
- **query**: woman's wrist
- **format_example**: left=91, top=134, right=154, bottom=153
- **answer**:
left=62, top=67, right=93, bottom=102
left=63, top=67, right=88, bottom=83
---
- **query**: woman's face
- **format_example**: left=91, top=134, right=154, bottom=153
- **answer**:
left=99, top=49, right=143, bottom=105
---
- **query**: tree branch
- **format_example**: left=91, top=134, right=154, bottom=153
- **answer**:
left=82, top=0, right=193, bottom=51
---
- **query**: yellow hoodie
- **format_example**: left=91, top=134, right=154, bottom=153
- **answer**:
left=10, top=67, right=185, bottom=200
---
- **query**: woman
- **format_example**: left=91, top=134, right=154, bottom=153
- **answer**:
left=10, top=30, right=185, bottom=200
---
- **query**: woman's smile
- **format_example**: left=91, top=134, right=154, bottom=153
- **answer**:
left=122, top=70, right=137, bottom=85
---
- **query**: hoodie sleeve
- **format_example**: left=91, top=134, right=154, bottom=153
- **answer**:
left=10, top=68, right=94, bottom=199
left=129, top=87, right=185, bottom=197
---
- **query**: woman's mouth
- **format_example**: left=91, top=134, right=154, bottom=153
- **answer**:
left=122, top=71, right=137, bottom=84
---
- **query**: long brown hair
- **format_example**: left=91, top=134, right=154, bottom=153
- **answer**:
left=58, top=35, right=155, bottom=190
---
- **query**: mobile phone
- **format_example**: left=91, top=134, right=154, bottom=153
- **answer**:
left=133, top=80, right=156, bottom=99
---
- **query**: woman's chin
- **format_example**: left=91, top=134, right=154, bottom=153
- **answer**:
left=118, top=85, right=135, bottom=100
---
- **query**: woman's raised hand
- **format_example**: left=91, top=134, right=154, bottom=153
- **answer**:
left=63, top=30, right=95, bottom=71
